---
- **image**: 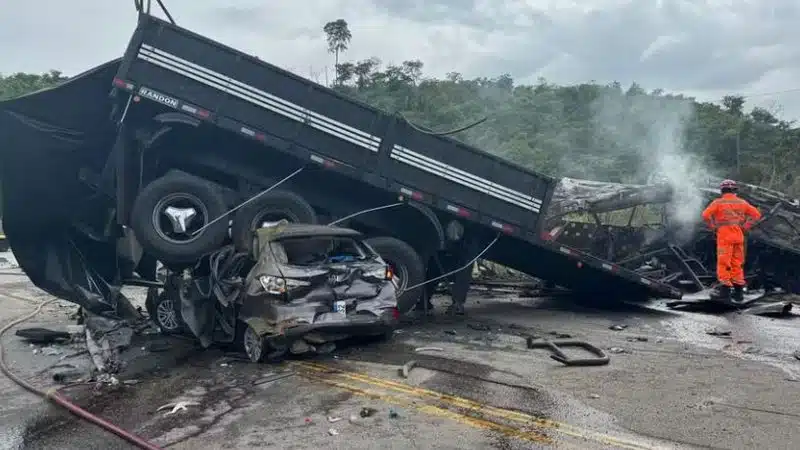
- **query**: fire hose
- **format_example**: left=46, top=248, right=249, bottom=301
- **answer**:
left=0, top=296, right=162, bottom=450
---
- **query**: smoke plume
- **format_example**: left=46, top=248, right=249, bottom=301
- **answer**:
left=588, top=88, right=709, bottom=238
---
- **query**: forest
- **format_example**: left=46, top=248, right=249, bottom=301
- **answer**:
left=2, top=19, right=799, bottom=195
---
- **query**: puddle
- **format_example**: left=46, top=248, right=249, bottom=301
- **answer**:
left=655, top=301, right=800, bottom=378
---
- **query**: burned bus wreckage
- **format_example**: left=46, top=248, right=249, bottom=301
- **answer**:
left=547, top=177, right=800, bottom=296
left=1, top=3, right=798, bottom=371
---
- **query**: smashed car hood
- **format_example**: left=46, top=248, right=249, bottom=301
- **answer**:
left=0, top=59, right=130, bottom=316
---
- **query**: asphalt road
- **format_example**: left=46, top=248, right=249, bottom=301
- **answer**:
left=1, top=272, right=799, bottom=450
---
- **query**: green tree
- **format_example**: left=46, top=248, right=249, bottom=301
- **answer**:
left=0, top=70, right=67, bottom=100
left=4, top=51, right=800, bottom=197
left=322, top=19, right=352, bottom=85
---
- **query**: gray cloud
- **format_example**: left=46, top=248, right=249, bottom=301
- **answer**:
left=1, top=0, right=799, bottom=118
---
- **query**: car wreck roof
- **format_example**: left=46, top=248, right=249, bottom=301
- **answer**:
left=266, top=224, right=362, bottom=240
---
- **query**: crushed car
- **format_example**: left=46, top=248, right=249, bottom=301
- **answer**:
left=147, top=221, right=400, bottom=362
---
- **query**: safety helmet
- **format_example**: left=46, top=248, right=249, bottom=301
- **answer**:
left=719, top=179, right=737, bottom=190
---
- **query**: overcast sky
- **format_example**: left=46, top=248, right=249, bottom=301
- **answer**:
left=2, top=1, right=799, bottom=119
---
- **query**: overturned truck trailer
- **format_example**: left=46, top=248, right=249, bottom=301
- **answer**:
left=1, top=3, right=689, bottom=334
left=545, top=177, right=800, bottom=294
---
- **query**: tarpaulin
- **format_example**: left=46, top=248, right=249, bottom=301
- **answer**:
left=0, top=59, right=129, bottom=316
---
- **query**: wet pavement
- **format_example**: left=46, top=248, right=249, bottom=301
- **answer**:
left=1, top=269, right=799, bottom=449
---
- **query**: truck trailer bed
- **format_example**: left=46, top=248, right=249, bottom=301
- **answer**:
left=1, top=12, right=682, bottom=305
left=114, top=14, right=682, bottom=300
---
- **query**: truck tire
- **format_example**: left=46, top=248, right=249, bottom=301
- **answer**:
left=365, top=237, right=425, bottom=314
left=230, top=190, right=317, bottom=252
left=131, top=173, right=229, bottom=265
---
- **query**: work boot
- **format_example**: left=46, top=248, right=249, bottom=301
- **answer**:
left=446, top=302, right=466, bottom=316
left=709, top=285, right=731, bottom=302
left=731, top=285, right=745, bottom=303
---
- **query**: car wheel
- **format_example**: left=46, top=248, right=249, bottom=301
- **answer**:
left=242, top=324, right=266, bottom=363
left=230, top=190, right=317, bottom=253
left=364, top=236, right=425, bottom=315
left=130, top=172, right=230, bottom=266
left=152, top=292, right=184, bottom=334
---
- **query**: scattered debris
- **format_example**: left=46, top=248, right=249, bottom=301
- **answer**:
left=253, top=371, right=295, bottom=385
left=706, top=329, right=732, bottom=337
left=414, top=346, right=444, bottom=353
left=467, top=323, right=491, bottom=331
left=95, top=374, right=120, bottom=386
left=360, top=407, right=378, bottom=418
left=389, top=408, right=399, bottom=419
left=794, top=350, right=800, bottom=361
left=609, top=324, right=628, bottom=331
left=42, top=346, right=63, bottom=356
left=666, top=298, right=794, bottom=317
left=15, top=327, right=71, bottom=344
left=157, top=401, right=201, bottom=416
left=608, top=347, right=627, bottom=354
left=548, top=331, right=572, bottom=339
left=399, top=360, right=418, bottom=378
left=626, top=336, right=649, bottom=342
left=328, top=428, right=339, bottom=436
left=327, top=416, right=343, bottom=423
left=123, top=379, right=140, bottom=386
left=741, top=301, right=794, bottom=317
left=589, top=394, right=600, bottom=399
left=304, top=417, right=313, bottom=425
left=444, top=330, right=457, bottom=336
left=84, top=313, right=133, bottom=375
left=526, top=338, right=610, bottom=366
left=52, top=368, right=86, bottom=384
left=66, top=325, right=85, bottom=336
left=144, top=340, right=172, bottom=353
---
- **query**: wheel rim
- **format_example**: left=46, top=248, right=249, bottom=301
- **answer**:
left=156, top=299, right=179, bottom=331
left=388, top=261, right=409, bottom=296
left=250, top=210, right=300, bottom=230
left=151, top=193, right=210, bottom=244
left=243, top=326, right=263, bottom=362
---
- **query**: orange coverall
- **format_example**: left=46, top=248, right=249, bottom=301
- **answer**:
left=701, top=193, right=761, bottom=286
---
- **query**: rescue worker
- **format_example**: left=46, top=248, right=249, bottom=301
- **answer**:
left=701, top=179, right=761, bottom=302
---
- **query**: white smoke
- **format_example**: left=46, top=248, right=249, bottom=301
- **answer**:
left=589, top=88, right=709, bottom=238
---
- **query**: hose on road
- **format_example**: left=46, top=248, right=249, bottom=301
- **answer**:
left=0, top=296, right=163, bottom=450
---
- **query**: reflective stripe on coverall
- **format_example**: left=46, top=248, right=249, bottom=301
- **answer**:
left=701, top=193, right=761, bottom=286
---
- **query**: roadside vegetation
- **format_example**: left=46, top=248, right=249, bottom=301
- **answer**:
left=3, top=20, right=798, bottom=197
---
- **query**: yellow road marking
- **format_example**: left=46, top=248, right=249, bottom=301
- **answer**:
left=299, top=370, right=555, bottom=446
left=295, top=361, right=656, bottom=450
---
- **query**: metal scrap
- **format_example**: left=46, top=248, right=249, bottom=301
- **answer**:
left=741, top=301, right=793, bottom=316
left=526, top=338, right=610, bottom=366
left=399, top=360, right=418, bottom=378
left=414, top=346, right=443, bottom=353
left=15, top=328, right=71, bottom=344
left=156, top=401, right=200, bottom=415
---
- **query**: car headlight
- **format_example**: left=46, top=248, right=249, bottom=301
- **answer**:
left=258, top=275, right=310, bottom=295
left=364, top=266, right=393, bottom=281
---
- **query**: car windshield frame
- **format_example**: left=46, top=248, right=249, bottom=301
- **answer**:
left=268, top=235, right=378, bottom=267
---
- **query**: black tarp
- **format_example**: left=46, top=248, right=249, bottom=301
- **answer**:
left=0, top=59, right=129, bottom=315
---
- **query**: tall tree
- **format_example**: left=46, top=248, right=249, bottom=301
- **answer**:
left=322, top=19, right=352, bottom=84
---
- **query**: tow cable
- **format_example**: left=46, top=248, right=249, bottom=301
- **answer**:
left=0, top=296, right=162, bottom=450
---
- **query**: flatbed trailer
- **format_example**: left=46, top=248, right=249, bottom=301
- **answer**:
left=0, top=7, right=681, bottom=317
left=115, top=12, right=681, bottom=299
